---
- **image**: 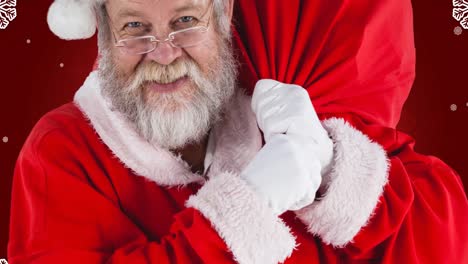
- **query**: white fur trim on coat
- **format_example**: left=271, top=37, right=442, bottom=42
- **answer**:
left=74, top=70, right=389, bottom=250
left=187, top=172, right=296, bottom=264
left=73, top=71, right=263, bottom=186
left=295, top=118, right=389, bottom=247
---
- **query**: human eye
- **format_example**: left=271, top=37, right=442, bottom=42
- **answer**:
left=124, top=21, right=143, bottom=29
left=121, top=21, right=150, bottom=36
left=178, top=16, right=195, bottom=23
left=173, top=16, right=199, bottom=29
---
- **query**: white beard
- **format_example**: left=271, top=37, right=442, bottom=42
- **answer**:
left=98, top=39, right=237, bottom=150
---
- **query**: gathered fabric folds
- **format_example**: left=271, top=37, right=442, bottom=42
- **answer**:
left=233, top=0, right=415, bottom=128
left=232, top=0, right=468, bottom=262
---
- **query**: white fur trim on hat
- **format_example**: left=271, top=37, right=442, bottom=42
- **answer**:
left=47, top=0, right=99, bottom=40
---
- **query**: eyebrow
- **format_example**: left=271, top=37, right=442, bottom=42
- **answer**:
left=114, top=1, right=207, bottom=21
left=116, top=9, right=146, bottom=20
left=174, top=3, right=203, bottom=13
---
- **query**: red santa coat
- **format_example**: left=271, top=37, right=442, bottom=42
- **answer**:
left=8, top=71, right=468, bottom=263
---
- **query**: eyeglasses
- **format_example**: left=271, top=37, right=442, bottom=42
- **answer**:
left=112, top=2, right=214, bottom=55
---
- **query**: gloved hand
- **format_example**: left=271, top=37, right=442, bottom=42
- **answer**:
left=252, top=79, right=334, bottom=175
left=240, top=133, right=322, bottom=215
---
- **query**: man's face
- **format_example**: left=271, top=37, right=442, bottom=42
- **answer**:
left=99, top=0, right=237, bottom=150
left=106, top=0, right=223, bottom=83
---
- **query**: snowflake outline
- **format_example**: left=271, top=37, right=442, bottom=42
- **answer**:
left=453, top=0, right=468, bottom=29
left=0, top=0, right=17, bottom=30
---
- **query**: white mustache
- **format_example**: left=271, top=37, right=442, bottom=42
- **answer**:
left=136, top=60, right=191, bottom=85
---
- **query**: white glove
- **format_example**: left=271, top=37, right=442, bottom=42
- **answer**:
left=240, top=133, right=322, bottom=215
left=252, top=79, right=334, bottom=175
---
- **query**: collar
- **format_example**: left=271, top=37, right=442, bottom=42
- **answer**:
left=74, top=71, right=263, bottom=186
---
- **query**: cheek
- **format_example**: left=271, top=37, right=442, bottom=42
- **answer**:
left=185, top=34, right=221, bottom=74
left=111, top=48, right=142, bottom=76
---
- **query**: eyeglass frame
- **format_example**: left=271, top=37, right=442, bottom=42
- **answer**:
left=109, top=0, right=215, bottom=55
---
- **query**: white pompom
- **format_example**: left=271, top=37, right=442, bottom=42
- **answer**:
left=47, top=0, right=97, bottom=40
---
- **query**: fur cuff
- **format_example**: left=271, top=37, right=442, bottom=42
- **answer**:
left=296, top=118, right=389, bottom=247
left=187, top=172, right=296, bottom=264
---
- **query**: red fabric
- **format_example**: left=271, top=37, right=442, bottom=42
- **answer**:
left=8, top=104, right=234, bottom=263
left=8, top=105, right=468, bottom=263
left=233, top=0, right=415, bottom=128
left=9, top=0, right=468, bottom=262
left=7, top=104, right=339, bottom=263
left=232, top=0, right=468, bottom=262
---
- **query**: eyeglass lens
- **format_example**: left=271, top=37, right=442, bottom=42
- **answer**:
left=119, top=27, right=209, bottom=54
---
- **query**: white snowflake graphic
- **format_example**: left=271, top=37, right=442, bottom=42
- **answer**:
left=453, top=0, right=468, bottom=29
left=0, top=0, right=16, bottom=29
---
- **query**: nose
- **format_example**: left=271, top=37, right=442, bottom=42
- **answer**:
left=146, top=41, right=183, bottom=65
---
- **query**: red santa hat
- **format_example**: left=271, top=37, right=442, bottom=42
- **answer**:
left=47, top=0, right=104, bottom=40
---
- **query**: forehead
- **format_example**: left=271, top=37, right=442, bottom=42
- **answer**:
left=106, top=0, right=210, bottom=20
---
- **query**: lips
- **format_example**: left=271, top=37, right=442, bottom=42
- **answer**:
left=146, top=76, right=189, bottom=93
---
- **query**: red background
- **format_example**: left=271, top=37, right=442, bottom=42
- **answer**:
left=0, top=0, right=467, bottom=259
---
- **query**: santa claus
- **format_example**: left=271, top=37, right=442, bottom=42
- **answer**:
left=8, top=0, right=468, bottom=263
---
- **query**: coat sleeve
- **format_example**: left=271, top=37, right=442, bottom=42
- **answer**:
left=295, top=115, right=468, bottom=263
left=8, top=129, right=295, bottom=264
